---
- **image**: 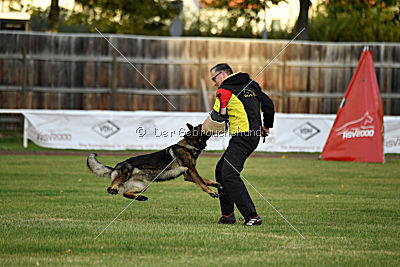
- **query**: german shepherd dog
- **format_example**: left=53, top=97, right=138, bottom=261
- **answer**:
left=87, top=123, right=221, bottom=201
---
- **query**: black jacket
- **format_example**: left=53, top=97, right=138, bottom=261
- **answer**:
left=213, top=72, right=275, bottom=135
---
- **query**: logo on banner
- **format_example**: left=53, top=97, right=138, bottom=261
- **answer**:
left=385, top=137, right=400, bottom=148
left=92, top=121, right=120, bottom=138
left=294, top=122, right=320, bottom=141
left=335, top=112, right=375, bottom=140
left=37, top=132, right=72, bottom=143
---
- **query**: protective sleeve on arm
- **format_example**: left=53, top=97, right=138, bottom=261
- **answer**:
left=215, top=88, right=232, bottom=108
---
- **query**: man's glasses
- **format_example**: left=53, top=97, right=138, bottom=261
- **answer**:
left=212, top=72, right=222, bottom=82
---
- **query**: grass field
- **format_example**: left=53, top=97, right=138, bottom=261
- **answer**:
left=0, top=151, right=400, bottom=266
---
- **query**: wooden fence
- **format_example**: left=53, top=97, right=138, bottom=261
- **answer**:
left=1, top=31, right=400, bottom=117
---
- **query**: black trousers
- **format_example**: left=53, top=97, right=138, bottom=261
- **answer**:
left=215, top=135, right=260, bottom=219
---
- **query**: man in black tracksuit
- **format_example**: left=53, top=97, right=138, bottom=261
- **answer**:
left=209, top=63, right=275, bottom=226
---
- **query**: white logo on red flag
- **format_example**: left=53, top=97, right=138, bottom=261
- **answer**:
left=335, top=112, right=375, bottom=140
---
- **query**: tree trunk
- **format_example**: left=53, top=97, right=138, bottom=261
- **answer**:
left=48, top=0, right=60, bottom=32
left=297, top=0, right=311, bottom=40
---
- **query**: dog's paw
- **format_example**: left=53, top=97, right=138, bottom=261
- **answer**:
left=136, top=195, right=148, bottom=201
left=107, top=187, right=118, bottom=194
left=209, top=191, right=219, bottom=198
left=211, top=182, right=223, bottom=190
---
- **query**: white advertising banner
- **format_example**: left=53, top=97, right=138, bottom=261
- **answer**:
left=383, top=116, right=400, bottom=154
left=256, top=113, right=336, bottom=152
left=22, top=110, right=227, bottom=150
left=21, top=110, right=400, bottom=153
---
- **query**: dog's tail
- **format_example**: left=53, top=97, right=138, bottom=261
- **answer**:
left=87, top=153, right=113, bottom=179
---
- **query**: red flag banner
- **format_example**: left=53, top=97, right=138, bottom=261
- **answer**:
left=320, top=49, right=385, bottom=163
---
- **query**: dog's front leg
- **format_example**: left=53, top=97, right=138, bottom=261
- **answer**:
left=186, top=168, right=218, bottom=198
left=184, top=173, right=222, bottom=190
left=201, top=177, right=222, bottom=190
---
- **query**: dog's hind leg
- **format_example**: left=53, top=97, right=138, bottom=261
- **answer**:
left=121, top=179, right=149, bottom=201
left=122, top=192, right=148, bottom=201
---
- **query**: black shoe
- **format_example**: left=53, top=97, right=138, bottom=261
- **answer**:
left=217, top=212, right=236, bottom=224
left=244, top=214, right=263, bottom=226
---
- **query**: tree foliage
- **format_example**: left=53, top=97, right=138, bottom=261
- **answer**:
left=199, top=0, right=285, bottom=38
left=310, top=0, right=400, bottom=42
left=29, top=0, right=179, bottom=35
left=30, top=7, right=91, bottom=33
left=72, top=0, right=179, bottom=35
left=26, top=0, right=400, bottom=42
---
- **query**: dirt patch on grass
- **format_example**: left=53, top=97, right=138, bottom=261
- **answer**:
left=0, top=150, right=320, bottom=158
left=1, top=150, right=398, bottom=159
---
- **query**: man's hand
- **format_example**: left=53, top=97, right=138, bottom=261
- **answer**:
left=261, top=126, right=269, bottom=137
left=261, top=126, right=269, bottom=143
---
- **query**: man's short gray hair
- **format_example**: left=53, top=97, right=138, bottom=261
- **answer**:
left=210, top=63, right=233, bottom=75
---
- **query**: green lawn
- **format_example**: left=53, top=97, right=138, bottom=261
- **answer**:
left=0, top=154, right=399, bottom=266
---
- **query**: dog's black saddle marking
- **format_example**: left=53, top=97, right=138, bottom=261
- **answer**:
left=174, top=144, right=202, bottom=159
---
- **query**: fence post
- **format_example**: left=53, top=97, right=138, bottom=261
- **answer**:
left=21, top=45, right=28, bottom=146
left=197, top=51, right=203, bottom=111
left=248, top=42, right=252, bottom=75
left=21, top=45, right=27, bottom=109
left=111, top=50, right=117, bottom=110
left=200, top=78, right=209, bottom=112
left=281, top=54, right=287, bottom=113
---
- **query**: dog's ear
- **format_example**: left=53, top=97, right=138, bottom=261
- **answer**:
left=186, top=123, right=194, bottom=131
